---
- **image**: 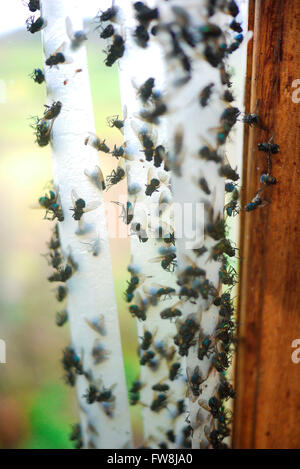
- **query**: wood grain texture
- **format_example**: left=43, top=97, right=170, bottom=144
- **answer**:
left=233, top=0, right=300, bottom=449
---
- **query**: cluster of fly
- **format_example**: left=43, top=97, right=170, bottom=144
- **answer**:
left=61, top=346, right=84, bottom=387
left=129, top=379, right=143, bottom=406
left=38, top=189, right=64, bottom=222
left=174, top=316, right=199, bottom=356
left=224, top=182, right=240, bottom=216
left=133, top=1, right=159, bottom=48
left=42, top=225, right=73, bottom=327
left=245, top=136, right=279, bottom=212
left=31, top=101, right=62, bottom=147
left=69, top=423, right=83, bottom=449
left=95, top=5, right=125, bottom=66
left=125, top=266, right=141, bottom=303
left=207, top=0, right=240, bottom=18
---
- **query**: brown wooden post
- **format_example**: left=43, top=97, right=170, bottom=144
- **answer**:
left=233, top=0, right=300, bottom=449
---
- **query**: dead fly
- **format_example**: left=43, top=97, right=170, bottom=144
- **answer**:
left=56, top=285, right=67, bottom=302
left=84, top=132, right=110, bottom=153
left=151, top=382, right=169, bottom=393
left=104, top=34, right=125, bottom=67
left=221, top=107, right=240, bottom=133
left=30, top=117, right=51, bottom=147
left=48, top=264, right=73, bottom=283
left=96, top=6, right=119, bottom=23
left=212, top=351, right=231, bottom=372
left=174, top=399, right=186, bottom=419
left=203, top=43, right=224, bottom=68
left=219, top=261, right=238, bottom=286
left=26, top=15, right=46, bottom=33
left=223, top=89, right=234, bottom=103
left=125, top=268, right=141, bottom=303
left=130, top=213, right=148, bottom=243
left=145, top=167, right=160, bottom=196
left=45, top=42, right=73, bottom=68
left=154, top=145, right=167, bottom=168
left=214, top=293, right=234, bottom=319
left=134, top=24, right=150, bottom=48
left=205, top=426, right=227, bottom=450
left=42, top=248, right=62, bottom=270
left=150, top=246, right=177, bottom=272
left=65, top=16, right=87, bottom=51
left=133, top=2, right=159, bottom=27
left=230, top=19, right=243, bottom=33
left=177, top=257, right=206, bottom=283
left=198, top=140, right=222, bottom=164
left=158, top=191, right=171, bottom=216
left=83, top=384, right=99, bottom=404
left=219, top=164, right=239, bottom=181
left=99, top=24, right=115, bottom=39
left=242, top=112, right=259, bottom=126
left=70, top=189, right=100, bottom=220
left=211, top=238, right=236, bottom=260
left=42, top=101, right=62, bottom=121
left=61, top=346, right=83, bottom=375
left=92, top=341, right=110, bottom=364
left=140, top=97, right=167, bottom=124
left=245, top=190, right=266, bottom=212
left=137, top=77, right=155, bottom=103
left=30, top=68, right=44, bottom=84
left=150, top=394, right=168, bottom=413
left=111, top=201, right=134, bottom=225
left=129, top=380, right=143, bottom=405
left=220, top=65, right=232, bottom=88
left=160, top=301, right=182, bottom=320
left=198, top=176, right=211, bottom=195
left=84, top=166, right=106, bottom=191
left=140, top=330, right=155, bottom=350
left=106, top=163, right=126, bottom=190
left=193, top=246, right=208, bottom=257
left=198, top=335, right=214, bottom=360
left=139, top=350, right=155, bottom=366
left=56, top=310, right=68, bottom=327
left=38, top=189, right=64, bottom=222
left=97, top=384, right=116, bottom=404
left=129, top=292, right=148, bottom=321
left=258, top=136, right=280, bottom=154
left=199, top=83, right=214, bottom=107
left=106, top=114, right=124, bottom=132
left=205, top=215, right=226, bottom=241
left=132, top=121, right=156, bottom=161
left=174, top=316, right=198, bottom=356
left=169, top=362, right=181, bottom=381
left=48, top=224, right=60, bottom=250
left=70, top=423, right=83, bottom=449
left=111, top=144, right=125, bottom=159
left=218, top=378, right=236, bottom=400
left=25, top=0, right=40, bottom=12
left=85, top=315, right=106, bottom=336
left=144, top=284, right=176, bottom=304
left=187, top=366, right=207, bottom=399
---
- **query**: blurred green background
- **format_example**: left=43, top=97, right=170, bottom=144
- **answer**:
left=0, top=26, right=141, bottom=449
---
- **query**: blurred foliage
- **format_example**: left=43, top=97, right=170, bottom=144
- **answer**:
left=0, top=26, right=140, bottom=449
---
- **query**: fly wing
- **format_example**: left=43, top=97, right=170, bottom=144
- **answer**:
left=65, top=16, right=74, bottom=41
left=83, top=200, right=101, bottom=213
left=71, top=189, right=79, bottom=206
